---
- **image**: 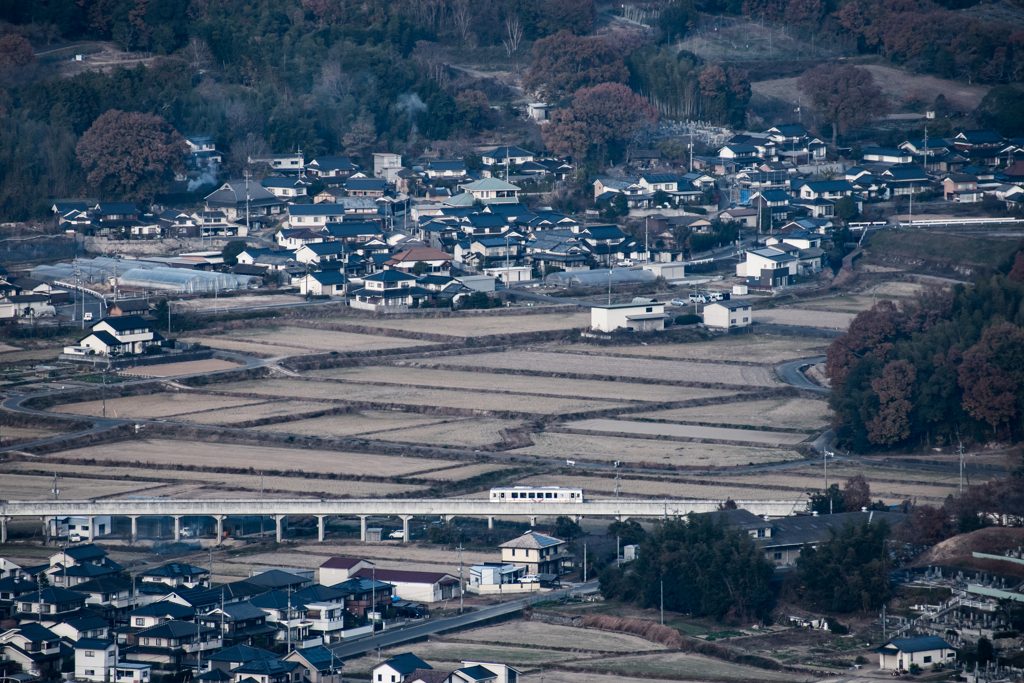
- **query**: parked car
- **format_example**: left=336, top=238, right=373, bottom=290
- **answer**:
left=388, top=530, right=405, bottom=539
left=69, top=533, right=83, bottom=543
left=617, top=259, right=634, bottom=266
left=670, top=298, right=687, bottom=307
left=708, top=292, right=725, bottom=302
left=83, top=312, right=93, bottom=321
left=688, top=293, right=708, bottom=304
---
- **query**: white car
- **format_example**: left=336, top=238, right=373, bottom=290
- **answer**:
left=670, top=298, right=687, bottom=307
left=688, top=293, right=708, bottom=304
left=617, top=259, right=633, bottom=267
left=388, top=530, right=405, bottom=539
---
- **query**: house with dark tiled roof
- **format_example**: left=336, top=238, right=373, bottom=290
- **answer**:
left=373, top=653, right=432, bottom=683
left=876, top=635, right=954, bottom=671
left=121, top=620, right=222, bottom=666
left=0, top=623, right=67, bottom=677
left=499, top=532, right=570, bottom=576
left=350, top=568, right=459, bottom=603
left=283, top=645, right=345, bottom=683
left=201, top=602, right=275, bottom=645
left=141, top=562, right=210, bottom=589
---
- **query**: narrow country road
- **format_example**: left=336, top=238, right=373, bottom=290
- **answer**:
left=776, top=356, right=828, bottom=394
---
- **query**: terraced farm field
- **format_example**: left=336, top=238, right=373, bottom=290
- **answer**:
left=634, top=397, right=831, bottom=431
left=50, top=393, right=261, bottom=419
left=209, top=326, right=433, bottom=351
left=174, top=400, right=330, bottom=425
left=324, top=311, right=591, bottom=337
left=557, top=336, right=828, bottom=364
left=564, top=418, right=809, bottom=445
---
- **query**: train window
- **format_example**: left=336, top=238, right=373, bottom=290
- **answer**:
left=545, top=492, right=552, bottom=498
left=511, top=492, right=518, bottom=499
left=570, top=493, right=575, bottom=498
left=500, top=493, right=505, bottom=498
left=528, top=492, right=535, bottom=498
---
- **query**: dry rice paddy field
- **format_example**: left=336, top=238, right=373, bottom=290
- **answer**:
left=562, top=651, right=802, bottom=681
left=454, top=621, right=665, bottom=652
left=250, top=412, right=456, bottom=437
left=565, top=418, right=809, bottom=445
left=511, top=474, right=794, bottom=500
left=255, top=414, right=519, bottom=448
left=508, top=432, right=803, bottom=467
left=174, top=400, right=330, bottom=425
left=209, top=378, right=627, bottom=414
left=0, top=425, right=67, bottom=443
left=44, top=440, right=458, bottom=477
left=556, top=337, right=828, bottom=364
left=754, top=308, right=856, bottom=330
left=48, top=392, right=260, bottom=419
left=311, top=366, right=739, bottom=403
left=179, top=338, right=319, bottom=357
left=418, top=350, right=779, bottom=386
left=0, top=472, right=161, bottom=499
left=0, top=462, right=427, bottom=498
left=365, top=418, right=521, bottom=447
left=197, top=326, right=434, bottom=352
left=634, top=398, right=832, bottom=431
left=324, top=311, right=592, bottom=337
left=119, top=359, right=241, bottom=377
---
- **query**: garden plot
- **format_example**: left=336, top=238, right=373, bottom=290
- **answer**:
left=325, top=311, right=592, bottom=337
left=0, top=462, right=426, bottom=497
left=508, top=433, right=802, bottom=467
left=417, top=351, right=778, bottom=386
left=755, top=308, right=856, bottom=330
left=412, top=463, right=510, bottom=480
left=251, top=412, right=455, bottom=438
left=0, top=347, right=63, bottom=363
left=557, top=336, right=828, bottom=364
left=634, top=398, right=831, bottom=431
left=564, top=419, right=809, bottom=445
left=50, top=393, right=260, bottom=419
left=564, top=651, right=801, bottom=681
left=51, top=440, right=457, bottom=477
left=456, top=620, right=665, bottom=652
left=173, top=400, right=330, bottom=425
left=311, top=366, right=738, bottom=403
left=513, top=474, right=796, bottom=500
left=212, top=326, right=433, bottom=352
left=212, top=378, right=626, bottom=414
left=367, top=418, right=522, bottom=448
left=0, top=471, right=161, bottom=500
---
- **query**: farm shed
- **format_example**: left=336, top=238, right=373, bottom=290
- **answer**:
left=591, top=302, right=667, bottom=333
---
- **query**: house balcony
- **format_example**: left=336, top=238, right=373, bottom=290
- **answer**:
left=181, top=637, right=223, bottom=653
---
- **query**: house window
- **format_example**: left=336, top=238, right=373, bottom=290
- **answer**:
left=743, top=317, right=749, bottom=322
left=135, top=618, right=145, bottom=626
left=923, top=656, right=932, bottom=663
left=142, top=638, right=150, bottom=646
left=774, top=552, right=782, bottom=561
left=86, top=651, right=95, bottom=657
left=85, top=671, right=95, bottom=676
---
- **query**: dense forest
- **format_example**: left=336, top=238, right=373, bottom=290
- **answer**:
left=1, top=0, right=1024, bottom=219
left=827, top=244, right=1024, bottom=453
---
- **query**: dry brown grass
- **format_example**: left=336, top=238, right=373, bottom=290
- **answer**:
left=0, top=471, right=163, bottom=500
left=211, top=378, right=627, bottom=414
left=417, top=350, right=778, bottom=386
left=368, top=418, right=521, bottom=447
left=512, top=474, right=798, bottom=500
left=47, top=439, right=458, bottom=477
left=119, top=359, right=241, bottom=377
left=311, top=366, right=738, bottom=403
left=507, top=433, right=803, bottom=467
left=754, top=308, right=855, bottom=330
left=179, top=338, right=317, bottom=357
left=174, top=401, right=330, bottom=425
left=250, top=412, right=454, bottom=437
left=188, top=294, right=307, bottom=311
left=458, top=620, right=666, bottom=651
left=565, top=419, right=809, bottom=445
left=215, top=326, right=433, bottom=351
left=0, top=426, right=66, bottom=443
left=556, top=337, right=828, bottom=364
left=411, top=463, right=510, bottom=480
left=50, top=393, right=260, bottom=419
left=633, top=398, right=831, bottom=431
left=324, top=312, right=592, bottom=337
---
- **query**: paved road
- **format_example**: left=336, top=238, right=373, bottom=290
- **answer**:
left=776, top=356, right=828, bottom=394
left=328, top=582, right=599, bottom=658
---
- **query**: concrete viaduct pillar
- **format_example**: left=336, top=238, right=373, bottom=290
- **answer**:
left=173, top=516, right=181, bottom=542
left=317, top=516, right=325, bottom=543
left=88, top=516, right=95, bottom=542
left=215, top=516, right=225, bottom=545
left=130, top=516, right=139, bottom=544
left=487, top=516, right=494, bottom=530
left=616, top=515, right=630, bottom=522
left=0, top=517, right=9, bottom=544
left=359, top=516, right=367, bottom=542
left=529, top=516, right=536, bottom=527
left=572, top=516, right=584, bottom=524
left=400, top=516, right=412, bottom=543
left=275, top=515, right=286, bottom=543
left=43, top=517, right=51, bottom=545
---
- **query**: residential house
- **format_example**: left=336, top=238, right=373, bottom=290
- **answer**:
left=95, top=202, right=139, bottom=223
left=580, top=225, right=643, bottom=267
left=345, top=178, right=388, bottom=197
left=186, top=136, right=221, bottom=167
left=373, top=153, right=403, bottom=179
left=249, top=591, right=312, bottom=647
left=423, top=160, right=468, bottom=180
left=298, top=271, right=347, bottom=296
left=861, top=147, right=913, bottom=164
left=47, top=544, right=119, bottom=585
left=348, top=271, right=430, bottom=311
left=703, top=300, right=753, bottom=330
left=115, top=662, right=152, bottom=683
left=74, top=638, right=117, bottom=682
left=248, top=569, right=315, bottom=592
left=468, top=564, right=524, bottom=589
left=750, top=190, right=793, bottom=223
left=50, top=615, right=110, bottom=643
left=591, top=301, right=667, bottom=333
left=881, top=167, right=931, bottom=196
left=523, top=229, right=590, bottom=273
left=498, top=532, right=571, bottom=576
left=469, top=237, right=521, bottom=269
left=205, top=644, right=278, bottom=675
left=739, top=248, right=797, bottom=288
left=758, top=510, right=907, bottom=566
left=481, top=147, right=535, bottom=166
left=248, top=154, right=305, bottom=174
left=943, top=174, right=980, bottom=202
left=372, top=653, right=432, bottom=683
left=384, top=247, right=453, bottom=276
left=122, top=620, right=223, bottom=666
left=717, top=207, right=758, bottom=228
left=205, top=181, right=284, bottom=223
left=454, top=663, right=520, bottom=683
left=323, top=221, right=382, bottom=244
left=592, top=176, right=647, bottom=206
left=876, top=636, right=954, bottom=671
left=307, top=157, right=360, bottom=184
left=73, top=576, right=133, bottom=619
left=629, top=149, right=662, bottom=170
left=126, top=602, right=196, bottom=629
left=236, top=248, right=297, bottom=272
left=318, top=558, right=376, bottom=587
left=16, top=587, right=89, bottom=621
left=765, top=230, right=820, bottom=250
left=463, top=213, right=511, bottom=237
left=457, top=179, right=521, bottom=205
left=287, top=205, right=347, bottom=229
left=953, top=129, right=1004, bottom=152
left=718, top=143, right=760, bottom=160
left=638, top=174, right=680, bottom=195
left=0, top=623, right=67, bottom=678
left=295, top=241, right=347, bottom=266
left=201, top=602, right=276, bottom=646
left=261, top=177, right=309, bottom=200
left=328, top=577, right=394, bottom=618
left=291, top=585, right=346, bottom=643
left=69, top=316, right=161, bottom=357
left=1, top=557, right=27, bottom=579
left=107, top=299, right=151, bottom=317
left=283, top=646, right=344, bottom=683
left=350, top=568, right=459, bottom=604
left=141, top=563, right=209, bottom=590
left=227, top=652, right=301, bottom=683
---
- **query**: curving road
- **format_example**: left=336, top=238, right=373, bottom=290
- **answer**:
left=776, top=356, right=828, bottom=394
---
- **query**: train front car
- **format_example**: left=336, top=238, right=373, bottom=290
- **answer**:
left=489, top=485, right=584, bottom=502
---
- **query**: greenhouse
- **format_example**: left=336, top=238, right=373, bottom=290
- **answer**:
left=117, top=267, right=261, bottom=293
left=545, top=268, right=655, bottom=287
left=32, top=256, right=123, bottom=285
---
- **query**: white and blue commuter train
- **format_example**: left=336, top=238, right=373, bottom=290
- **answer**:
left=489, top=485, right=585, bottom=502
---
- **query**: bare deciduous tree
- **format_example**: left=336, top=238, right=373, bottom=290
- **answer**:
left=452, top=0, right=473, bottom=45
left=230, top=133, right=271, bottom=174
left=113, top=22, right=135, bottom=52
left=183, top=37, right=213, bottom=81
left=316, top=61, right=355, bottom=103
left=502, top=15, right=523, bottom=58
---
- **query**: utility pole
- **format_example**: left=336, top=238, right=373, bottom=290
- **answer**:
left=957, top=429, right=965, bottom=493
left=644, top=216, right=649, bottom=263
left=244, top=170, right=252, bottom=236
left=660, top=580, right=664, bottom=625
left=614, top=461, right=620, bottom=499
left=52, top=472, right=60, bottom=500
left=608, top=270, right=612, bottom=306
left=583, top=543, right=587, bottom=582
left=286, top=588, right=292, bottom=653
left=456, top=543, right=465, bottom=614
left=689, top=127, right=694, bottom=173
left=824, top=449, right=833, bottom=514
left=260, top=472, right=264, bottom=538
